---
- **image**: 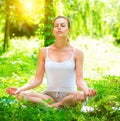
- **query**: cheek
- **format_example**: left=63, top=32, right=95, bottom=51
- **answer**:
left=52, top=29, right=56, bottom=35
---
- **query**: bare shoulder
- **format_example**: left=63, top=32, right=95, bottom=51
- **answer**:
left=39, top=47, right=46, bottom=53
left=74, top=47, right=84, bottom=59
left=38, top=47, right=47, bottom=60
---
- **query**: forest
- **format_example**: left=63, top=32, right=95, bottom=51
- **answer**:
left=0, top=0, right=120, bottom=121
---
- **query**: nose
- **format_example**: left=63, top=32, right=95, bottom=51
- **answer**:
left=57, top=25, right=61, bottom=29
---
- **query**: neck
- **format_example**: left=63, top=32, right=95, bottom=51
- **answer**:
left=54, top=37, right=69, bottom=49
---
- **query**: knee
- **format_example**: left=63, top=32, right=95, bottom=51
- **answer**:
left=72, top=92, right=86, bottom=102
left=65, top=95, right=78, bottom=103
left=67, top=95, right=79, bottom=105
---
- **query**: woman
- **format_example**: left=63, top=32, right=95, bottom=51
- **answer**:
left=6, top=16, right=96, bottom=108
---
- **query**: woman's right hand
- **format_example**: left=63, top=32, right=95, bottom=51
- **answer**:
left=6, top=87, right=21, bottom=95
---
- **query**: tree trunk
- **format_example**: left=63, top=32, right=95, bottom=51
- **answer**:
left=44, top=0, right=55, bottom=47
left=3, top=0, right=10, bottom=52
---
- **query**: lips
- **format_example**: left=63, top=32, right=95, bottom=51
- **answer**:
left=57, top=31, right=63, bottom=33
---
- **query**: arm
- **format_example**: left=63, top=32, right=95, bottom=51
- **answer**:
left=18, top=48, right=46, bottom=91
left=75, top=49, right=96, bottom=96
left=6, top=48, right=46, bottom=95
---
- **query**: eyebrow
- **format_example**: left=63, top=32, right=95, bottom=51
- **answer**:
left=54, top=23, right=66, bottom=25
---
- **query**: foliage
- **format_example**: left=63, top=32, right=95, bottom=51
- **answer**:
left=8, top=0, right=44, bottom=25
left=72, top=36, right=120, bottom=79
left=43, top=0, right=55, bottom=46
left=0, top=76, right=120, bottom=121
left=5, top=0, right=44, bottom=38
left=0, top=37, right=120, bottom=120
left=0, top=0, right=5, bottom=50
left=1, top=0, right=120, bottom=49
left=0, top=0, right=5, bottom=33
left=0, top=97, right=83, bottom=121
left=62, top=0, right=120, bottom=41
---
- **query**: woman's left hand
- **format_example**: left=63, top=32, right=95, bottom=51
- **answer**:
left=84, top=89, right=96, bottom=97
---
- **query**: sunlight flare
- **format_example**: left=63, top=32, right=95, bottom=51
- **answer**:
left=25, top=0, right=33, bottom=10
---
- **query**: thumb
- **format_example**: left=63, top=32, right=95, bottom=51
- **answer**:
left=15, top=88, right=21, bottom=94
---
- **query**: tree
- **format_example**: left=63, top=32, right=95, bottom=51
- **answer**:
left=44, top=0, right=55, bottom=46
left=3, top=0, right=10, bottom=52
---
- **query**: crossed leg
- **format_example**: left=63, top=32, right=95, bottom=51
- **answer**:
left=16, top=91, right=55, bottom=107
left=16, top=91, right=87, bottom=108
left=52, top=91, right=87, bottom=108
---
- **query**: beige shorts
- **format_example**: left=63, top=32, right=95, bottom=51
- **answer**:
left=43, top=91, right=71, bottom=102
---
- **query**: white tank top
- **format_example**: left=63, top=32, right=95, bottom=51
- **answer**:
left=45, top=47, right=77, bottom=92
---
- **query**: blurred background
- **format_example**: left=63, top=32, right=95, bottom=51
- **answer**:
left=0, top=1, right=120, bottom=120
left=0, top=0, right=120, bottom=79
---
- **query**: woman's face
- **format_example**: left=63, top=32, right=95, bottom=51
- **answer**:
left=53, top=18, right=70, bottom=38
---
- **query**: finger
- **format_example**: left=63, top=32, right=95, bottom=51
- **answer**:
left=85, top=91, right=90, bottom=96
left=14, top=89, right=21, bottom=94
left=14, top=90, right=19, bottom=94
left=6, top=88, right=13, bottom=95
left=6, top=87, right=18, bottom=95
left=6, top=88, right=12, bottom=94
left=93, top=90, right=96, bottom=96
left=90, top=89, right=96, bottom=96
left=6, top=88, right=9, bottom=94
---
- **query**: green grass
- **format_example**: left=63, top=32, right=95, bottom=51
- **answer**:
left=0, top=36, right=120, bottom=121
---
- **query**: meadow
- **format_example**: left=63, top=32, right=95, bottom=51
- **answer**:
left=0, top=36, right=120, bottom=121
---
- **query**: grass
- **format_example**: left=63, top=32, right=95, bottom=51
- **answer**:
left=0, top=36, right=120, bottom=121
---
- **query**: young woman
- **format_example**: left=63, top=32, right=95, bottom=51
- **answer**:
left=6, top=16, right=96, bottom=108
